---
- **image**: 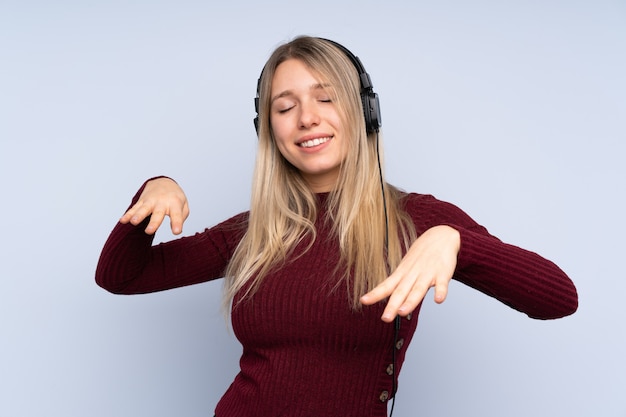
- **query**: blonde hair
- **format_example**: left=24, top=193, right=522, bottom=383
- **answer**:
left=224, top=36, right=416, bottom=310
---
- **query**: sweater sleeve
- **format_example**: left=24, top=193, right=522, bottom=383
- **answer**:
left=403, top=193, right=578, bottom=319
left=95, top=180, right=248, bottom=295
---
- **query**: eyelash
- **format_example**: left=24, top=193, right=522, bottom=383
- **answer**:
left=276, top=98, right=332, bottom=114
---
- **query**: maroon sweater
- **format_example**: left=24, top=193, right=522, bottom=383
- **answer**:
left=96, top=184, right=578, bottom=417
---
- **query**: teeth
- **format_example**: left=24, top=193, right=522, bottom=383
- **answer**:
left=299, top=136, right=331, bottom=148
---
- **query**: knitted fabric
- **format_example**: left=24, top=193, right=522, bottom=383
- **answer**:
left=96, top=183, right=577, bottom=417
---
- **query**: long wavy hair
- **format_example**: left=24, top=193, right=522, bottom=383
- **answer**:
left=224, top=36, right=416, bottom=310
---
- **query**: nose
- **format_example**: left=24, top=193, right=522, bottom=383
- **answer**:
left=298, top=101, right=320, bottom=129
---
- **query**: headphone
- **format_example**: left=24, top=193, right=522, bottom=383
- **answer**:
left=254, top=38, right=382, bottom=135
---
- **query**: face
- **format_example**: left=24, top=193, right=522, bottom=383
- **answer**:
left=269, top=59, right=347, bottom=193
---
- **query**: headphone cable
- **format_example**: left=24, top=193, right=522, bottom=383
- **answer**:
left=375, top=131, right=399, bottom=417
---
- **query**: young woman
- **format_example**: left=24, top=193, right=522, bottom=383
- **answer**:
left=96, top=36, right=578, bottom=417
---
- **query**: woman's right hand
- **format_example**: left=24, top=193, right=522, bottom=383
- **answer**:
left=119, top=177, right=189, bottom=235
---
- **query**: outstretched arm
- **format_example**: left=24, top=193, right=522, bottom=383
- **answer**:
left=361, top=194, right=578, bottom=322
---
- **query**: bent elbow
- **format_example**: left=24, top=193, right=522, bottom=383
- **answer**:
left=94, top=263, right=132, bottom=295
left=528, top=287, right=579, bottom=320
left=95, top=274, right=126, bottom=295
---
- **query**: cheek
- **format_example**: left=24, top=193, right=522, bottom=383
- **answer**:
left=333, top=111, right=346, bottom=134
left=270, top=117, right=293, bottom=147
left=274, top=140, right=290, bottom=161
left=274, top=142, right=299, bottom=169
left=269, top=124, right=293, bottom=162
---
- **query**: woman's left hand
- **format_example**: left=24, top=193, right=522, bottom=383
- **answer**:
left=360, top=225, right=461, bottom=323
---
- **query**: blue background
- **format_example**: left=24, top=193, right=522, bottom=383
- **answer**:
left=1, top=1, right=624, bottom=416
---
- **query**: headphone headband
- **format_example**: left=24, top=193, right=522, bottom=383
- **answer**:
left=254, top=37, right=381, bottom=135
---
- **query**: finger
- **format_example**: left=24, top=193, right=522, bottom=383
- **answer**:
left=121, top=202, right=151, bottom=226
left=131, top=202, right=158, bottom=226
left=379, top=273, right=421, bottom=321
left=360, top=256, right=419, bottom=306
left=168, top=202, right=188, bottom=235
left=120, top=201, right=142, bottom=224
left=360, top=275, right=400, bottom=306
left=119, top=210, right=133, bottom=224
left=144, top=208, right=166, bottom=235
left=433, top=278, right=449, bottom=304
left=397, top=281, right=432, bottom=317
left=382, top=275, right=433, bottom=322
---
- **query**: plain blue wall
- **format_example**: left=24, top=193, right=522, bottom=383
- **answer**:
left=1, top=1, right=624, bottom=416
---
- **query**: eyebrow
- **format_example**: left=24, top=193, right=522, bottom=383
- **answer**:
left=270, top=83, right=331, bottom=104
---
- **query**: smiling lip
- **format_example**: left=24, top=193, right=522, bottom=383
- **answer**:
left=297, top=135, right=333, bottom=148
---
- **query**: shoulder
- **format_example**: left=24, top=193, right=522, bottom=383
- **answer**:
left=396, top=191, right=484, bottom=232
left=397, top=191, right=456, bottom=215
left=194, top=210, right=249, bottom=252
left=208, top=211, right=249, bottom=234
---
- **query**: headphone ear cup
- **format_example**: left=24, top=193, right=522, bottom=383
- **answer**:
left=253, top=96, right=260, bottom=136
left=362, top=91, right=381, bottom=133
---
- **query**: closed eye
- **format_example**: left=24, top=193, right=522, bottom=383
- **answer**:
left=277, top=106, right=294, bottom=114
